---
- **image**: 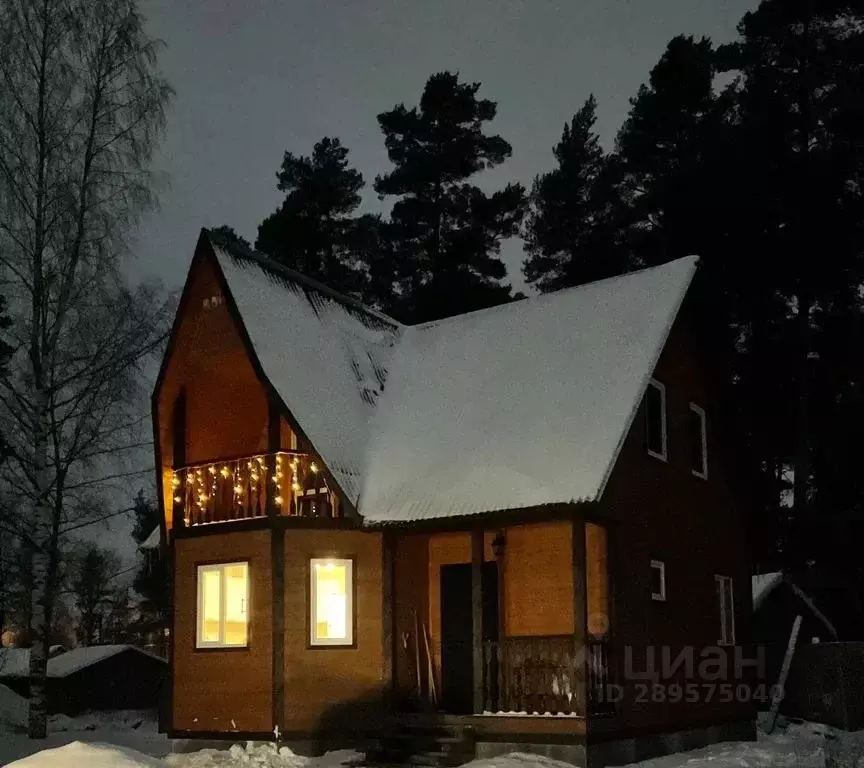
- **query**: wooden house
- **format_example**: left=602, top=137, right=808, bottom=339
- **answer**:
left=153, top=231, right=755, bottom=766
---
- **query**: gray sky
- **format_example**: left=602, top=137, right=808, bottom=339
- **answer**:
left=132, top=0, right=757, bottom=293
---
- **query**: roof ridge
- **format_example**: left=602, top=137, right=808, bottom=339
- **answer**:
left=205, top=229, right=404, bottom=330
left=412, top=255, right=701, bottom=332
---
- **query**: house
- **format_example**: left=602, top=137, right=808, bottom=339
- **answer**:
left=152, top=231, right=754, bottom=767
left=0, top=645, right=166, bottom=715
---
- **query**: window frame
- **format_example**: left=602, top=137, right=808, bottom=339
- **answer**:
left=308, top=557, right=356, bottom=649
left=650, top=559, right=666, bottom=602
left=195, top=560, right=250, bottom=650
left=715, top=574, right=736, bottom=646
left=689, top=402, right=708, bottom=479
left=645, top=379, right=668, bottom=462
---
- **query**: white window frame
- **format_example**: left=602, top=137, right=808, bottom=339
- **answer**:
left=196, top=561, right=249, bottom=649
left=309, top=558, right=354, bottom=647
left=650, top=560, right=666, bottom=601
left=715, top=575, right=736, bottom=646
left=646, top=379, right=668, bottom=461
left=690, top=402, right=708, bottom=479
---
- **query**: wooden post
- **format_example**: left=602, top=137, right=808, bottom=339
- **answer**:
left=572, top=515, right=588, bottom=717
left=382, top=531, right=395, bottom=704
left=268, top=394, right=285, bottom=733
left=472, top=528, right=484, bottom=715
left=494, top=532, right=507, bottom=712
left=765, top=614, right=802, bottom=734
left=266, top=396, right=280, bottom=518
left=172, top=390, right=186, bottom=530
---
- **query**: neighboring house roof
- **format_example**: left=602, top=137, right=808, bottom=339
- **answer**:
left=751, top=572, right=839, bottom=640
left=0, top=645, right=165, bottom=679
left=139, top=526, right=160, bottom=550
left=752, top=571, right=785, bottom=611
left=0, top=648, right=29, bottom=677
left=206, top=235, right=699, bottom=522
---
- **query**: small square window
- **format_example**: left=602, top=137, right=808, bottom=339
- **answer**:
left=310, top=558, right=354, bottom=647
left=690, top=403, right=708, bottom=479
left=645, top=380, right=667, bottom=461
left=650, top=560, right=666, bottom=601
left=716, top=575, right=736, bottom=645
left=196, top=562, right=249, bottom=648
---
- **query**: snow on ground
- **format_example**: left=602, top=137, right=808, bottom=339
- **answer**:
left=618, top=719, right=831, bottom=768
left=0, top=703, right=172, bottom=766
left=4, top=742, right=164, bottom=768
left=1, top=713, right=858, bottom=768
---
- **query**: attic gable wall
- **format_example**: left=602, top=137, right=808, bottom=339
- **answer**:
left=155, top=251, right=271, bottom=527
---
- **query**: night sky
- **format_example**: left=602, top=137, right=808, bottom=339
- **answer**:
left=132, top=0, right=757, bottom=293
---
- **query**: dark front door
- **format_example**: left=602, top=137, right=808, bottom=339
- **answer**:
left=440, top=562, right=498, bottom=714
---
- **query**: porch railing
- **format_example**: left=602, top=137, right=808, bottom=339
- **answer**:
left=173, top=451, right=338, bottom=526
left=482, top=635, right=615, bottom=717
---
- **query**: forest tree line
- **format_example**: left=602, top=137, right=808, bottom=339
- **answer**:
left=215, top=0, right=864, bottom=609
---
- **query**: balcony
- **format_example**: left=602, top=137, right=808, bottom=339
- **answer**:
left=172, top=451, right=339, bottom=526
left=482, top=635, right=614, bottom=717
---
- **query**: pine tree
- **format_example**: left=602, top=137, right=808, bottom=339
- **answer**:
left=71, top=546, right=119, bottom=646
left=255, top=137, right=367, bottom=296
left=523, top=96, right=624, bottom=292
left=210, top=225, right=250, bottom=251
left=717, top=0, right=864, bottom=566
left=131, top=491, right=170, bottom=652
left=614, top=35, right=726, bottom=266
left=375, top=72, right=526, bottom=323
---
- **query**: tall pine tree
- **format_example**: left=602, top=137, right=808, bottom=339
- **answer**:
left=256, top=137, right=368, bottom=296
left=718, top=0, right=864, bottom=581
left=375, top=72, right=526, bottom=323
left=523, top=96, right=624, bottom=292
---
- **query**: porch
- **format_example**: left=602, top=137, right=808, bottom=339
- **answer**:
left=392, top=520, right=615, bottom=723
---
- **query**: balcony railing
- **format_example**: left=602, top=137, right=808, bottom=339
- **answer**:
left=172, top=451, right=338, bottom=526
left=482, top=635, right=614, bottom=717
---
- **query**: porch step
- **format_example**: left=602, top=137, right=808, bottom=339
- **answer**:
left=365, top=724, right=476, bottom=768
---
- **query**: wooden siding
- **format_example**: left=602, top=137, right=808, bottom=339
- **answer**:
left=156, top=254, right=272, bottom=531
left=173, top=530, right=273, bottom=733
left=282, top=529, right=384, bottom=732
left=394, top=533, right=430, bottom=697
left=504, top=521, right=574, bottom=637
left=598, top=307, right=753, bottom=732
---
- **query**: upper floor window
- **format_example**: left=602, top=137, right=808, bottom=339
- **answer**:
left=197, top=562, right=249, bottom=648
left=690, top=403, right=708, bottom=479
left=650, top=559, right=666, bottom=601
left=715, top=575, right=736, bottom=645
left=310, top=558, right=354, bottom=647
left=645, top=379, right=667, bottom=461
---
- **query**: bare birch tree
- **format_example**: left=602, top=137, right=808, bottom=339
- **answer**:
left=0, top=0, right=172, bottom=737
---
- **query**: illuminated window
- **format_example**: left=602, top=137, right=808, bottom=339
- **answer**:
left=310, top=558, right=353, bottom=646
left=196, top=562, right=249, bottom=648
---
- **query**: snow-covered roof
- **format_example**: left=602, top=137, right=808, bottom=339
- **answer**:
left=0, top=645, right=165, bottom=679
left=0, top=648, right=29, bottom=677
left=362, top=257, right=698, bottom=521
left=752, top=571, right=784, bottom=610
left=139, top=526, right=160, bottom=550
left=214, top=246, right=401, bottom=505
left=209, top=236, right=699, bottom=522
